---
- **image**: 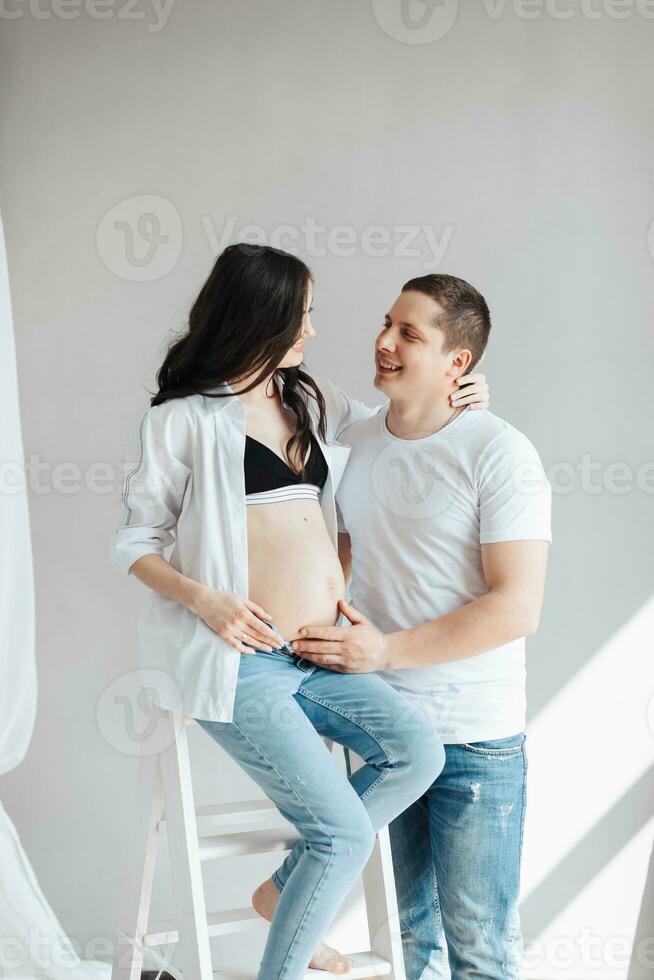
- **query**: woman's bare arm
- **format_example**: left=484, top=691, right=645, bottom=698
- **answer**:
left=128, top=553, right=205, bottom=613
left=128, top=554, right=284, bottom=652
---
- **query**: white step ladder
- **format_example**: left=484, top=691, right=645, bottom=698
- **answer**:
left=110, top=710, right=406, bottom=980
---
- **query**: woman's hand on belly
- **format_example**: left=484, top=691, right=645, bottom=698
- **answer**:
left=193, top=587, right=286, bottom=653
left=247, top=499, right=345, bottom=641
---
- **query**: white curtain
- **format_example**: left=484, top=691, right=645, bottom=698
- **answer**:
left=0, top=210, right=109, bottom=979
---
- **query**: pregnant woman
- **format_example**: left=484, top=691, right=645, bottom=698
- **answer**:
left=111, top=244, right=489, bottom=979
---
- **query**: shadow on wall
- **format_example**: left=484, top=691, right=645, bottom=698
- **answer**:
left=521, top=766, right=653, bottom=933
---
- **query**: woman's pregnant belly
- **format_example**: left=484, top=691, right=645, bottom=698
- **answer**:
left=246, top=499, right=345, bottom=642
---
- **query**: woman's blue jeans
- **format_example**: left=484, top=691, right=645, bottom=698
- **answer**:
left=195, top=637, right=445, bottom=980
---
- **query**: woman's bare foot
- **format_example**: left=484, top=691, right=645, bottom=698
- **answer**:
left=252, top=877, right=355, bottom=975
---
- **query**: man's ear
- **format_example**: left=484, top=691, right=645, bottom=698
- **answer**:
left=450, top=348, right=473, bottom=377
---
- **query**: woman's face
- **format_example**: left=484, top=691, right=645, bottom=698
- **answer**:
left=277, top=279, right=316, bottom=369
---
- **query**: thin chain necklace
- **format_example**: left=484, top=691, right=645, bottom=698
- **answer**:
left=440, top=404, right=465, bottom=431
left=386, top=402, right=465, bottom=439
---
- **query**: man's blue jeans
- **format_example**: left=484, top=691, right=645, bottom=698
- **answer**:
left=389, top=732, right=528, bottom=980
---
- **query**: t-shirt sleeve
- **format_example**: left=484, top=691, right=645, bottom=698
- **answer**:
left=477, top=427, right=552, bottom=544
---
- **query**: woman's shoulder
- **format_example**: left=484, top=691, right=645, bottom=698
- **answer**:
left=143, top=393, right=200, bottom=429
left=137, top=395, right=204, bottom=461
left=149, top=389, right=234, bottom=423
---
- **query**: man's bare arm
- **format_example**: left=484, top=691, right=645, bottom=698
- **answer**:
left=338, top=533, right=352, bottom=587
left=384, top=540, right=550, bottom=670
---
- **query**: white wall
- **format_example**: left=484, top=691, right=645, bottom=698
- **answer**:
left=0, top=1, right=652, bottom=976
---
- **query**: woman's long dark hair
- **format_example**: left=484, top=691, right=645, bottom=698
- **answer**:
left=151, top=244, right=327, bottom=479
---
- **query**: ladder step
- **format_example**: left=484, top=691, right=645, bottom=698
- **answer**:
left=195, top=799, right=284, bottom=829
left=160, top=798, right=289, bottom=833
left=212, top=951, right=392, bottom=978
left=199, top=828, right=301, bottom=861
left=145, top=906, right=267, bottom=946
left=306, top=953, right=392, bottom=977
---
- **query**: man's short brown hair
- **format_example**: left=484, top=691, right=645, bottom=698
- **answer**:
left=402, top=273, right=491, bottom=373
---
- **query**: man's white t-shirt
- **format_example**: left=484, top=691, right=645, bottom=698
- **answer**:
left=335, top=404, right=552, bottom=744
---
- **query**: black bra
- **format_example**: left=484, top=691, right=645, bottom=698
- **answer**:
left=244, top=432, right=328, bottom=506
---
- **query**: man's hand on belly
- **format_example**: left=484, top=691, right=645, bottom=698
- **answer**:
left=290, top=599, right=390, bottom=673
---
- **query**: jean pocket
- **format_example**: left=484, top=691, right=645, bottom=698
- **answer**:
left=459, top=732, right=526, bottom=756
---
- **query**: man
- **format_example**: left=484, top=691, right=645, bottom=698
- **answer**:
left=291, top=274, right=552, bottom=979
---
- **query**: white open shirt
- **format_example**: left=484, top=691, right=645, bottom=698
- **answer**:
left=110, top=374, right=380, bottom=723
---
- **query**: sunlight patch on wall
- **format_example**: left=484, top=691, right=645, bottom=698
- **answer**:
left=523, top=818, right=654, bottom=980
left=522, top=596, right=654, bottom=899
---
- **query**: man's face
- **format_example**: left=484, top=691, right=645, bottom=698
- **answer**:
left=374, top=289, right=470, bottom=400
